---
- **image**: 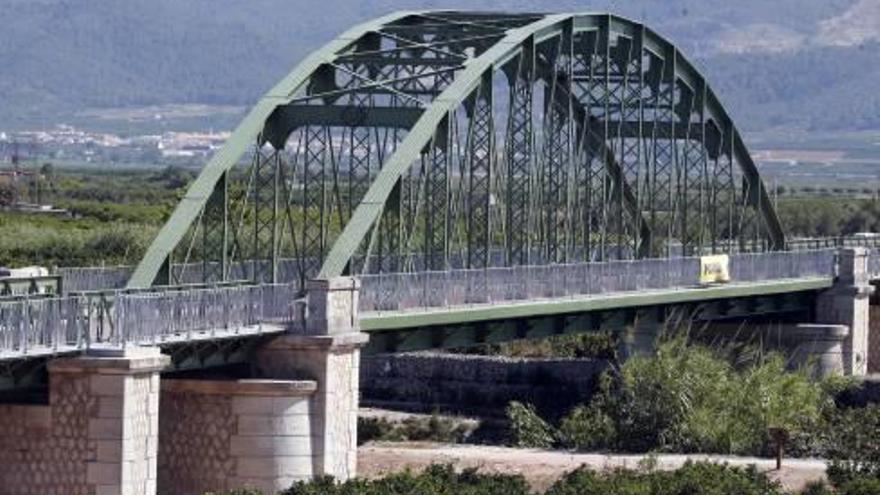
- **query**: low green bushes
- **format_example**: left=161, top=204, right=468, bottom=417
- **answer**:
left=281, top=465, right=532, bottom=495
left=209, top=461, right=880, bottom=495
left=509, top=339, right=843, bottom=457
left=824, top=404, right=880, bottom=488
left=485, top=332, right=617, bottom=360
left=358, top=414, right=475, bottom=445
left=545, top=462, right=784, bottom=495
left=0, top=214, right=158, bottom=266
left=506, top=402, right=555, bottom=449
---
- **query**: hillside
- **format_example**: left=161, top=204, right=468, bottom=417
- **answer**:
left=0, top=0, right=877, bottom=132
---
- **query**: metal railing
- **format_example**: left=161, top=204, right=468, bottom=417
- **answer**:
left=0, top=296, right=80, bottom=359
left=1, top=248, right=845, bottom=359
left=0, top=282, right=304, bottom=361
left=53, top=236, right=880, bottom=294
left=56, top=265, right=134, bottom=292
left=358, top=250, right=836, bottom=313
left=786, top=236, right=880, bottom=251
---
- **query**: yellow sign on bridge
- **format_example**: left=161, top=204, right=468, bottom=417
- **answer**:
left=700, top=254, right=731, bottom=284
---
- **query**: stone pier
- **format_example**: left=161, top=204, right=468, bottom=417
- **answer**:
left=155, top=276, right=367, bottom=493
left=817, top=248, right=873, bottom=376
left=157, top=379, right=318, bottom=494
left=785, top=324, right=849, bottom=377
left=255, top=277, right=367, bottom=481
left=0, top=346, right=168, bottom=495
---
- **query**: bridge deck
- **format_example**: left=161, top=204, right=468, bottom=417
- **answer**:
left=0, top=249, right=842, bottom=365
left=360, top=277, right=832, bottom=331
left=0, top=323, right=287, bottom=363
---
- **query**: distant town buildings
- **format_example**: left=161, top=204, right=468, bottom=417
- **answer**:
left=0, top=125, right=231, bottom=165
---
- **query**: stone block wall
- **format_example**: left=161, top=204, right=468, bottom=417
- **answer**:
left=361, top=353, right=610, bottom=416
left=157, top=379, right=317, bottom=495
left=0, top=373, right=91, bottom=495
left=255, top=333, right=366, bottom=481
left=325, top=350, right=360, bottom=477
left=0, top=348, right=166, bottom=495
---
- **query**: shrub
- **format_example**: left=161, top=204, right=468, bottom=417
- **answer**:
left=358, top=414, right=474, bottom=445
left=557, top=401, right=615, bottom=451
left=489, top=332, right=617, bottom=359
left=207, top=463, right=880, bottom=495
left=825, top=405, right=880, bottom=487
left=0, top=214, right=157, bottom=267
left=541, top=339, right=837, bottom=456
left=799, top=481, right=833, bottom=495
left=506, top=401, right=556, bottom=449
left=280, top=465, right=532, bottom=495
left=453, top=332, right=617, bottom=360
left=837, top=477, right=880, bottom=495
left=545, top=461, right=786, bottom=495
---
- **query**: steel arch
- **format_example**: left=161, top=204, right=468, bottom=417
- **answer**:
left=128, top=11, right=785, bottom=289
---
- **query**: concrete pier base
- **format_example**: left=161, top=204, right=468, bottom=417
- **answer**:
left=253, top=276, right=368, bottom=482
left=0, top=346, right=168, bottom=495
left=786, top=324, right=849, bottom=377
left=256, top=333, right=367, bottom=481
left=816, top=248, right=873, bottom=376
left=157, top=379, right=317, bottom=495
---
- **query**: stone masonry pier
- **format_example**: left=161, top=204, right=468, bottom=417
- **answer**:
left=0, top=277, right=365, bottom=495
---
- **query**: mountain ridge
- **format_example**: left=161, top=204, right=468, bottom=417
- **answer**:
left=1, top=1, right=876, bottom=132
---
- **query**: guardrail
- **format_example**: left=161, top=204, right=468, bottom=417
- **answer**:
left=786, top=236, right=880, bottom=251
left=0, top=275, right=62, bottom=296
left=0, top=282, right=304, bottom=361
left=0, top=248, right=846, bottom=360
left=53, top=237, right=880, bottom=294
left=358, top=250, right=837, bottom=313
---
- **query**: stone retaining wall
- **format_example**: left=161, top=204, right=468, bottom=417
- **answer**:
left=361, top=353, right=610, bottom=416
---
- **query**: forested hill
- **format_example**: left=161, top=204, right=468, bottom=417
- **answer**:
left=1, top=0, right=878, bottom=132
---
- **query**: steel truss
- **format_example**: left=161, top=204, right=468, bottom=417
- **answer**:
left=128, top=12, right=785, bottom=289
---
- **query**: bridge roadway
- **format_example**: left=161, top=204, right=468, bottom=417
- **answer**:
left=0, top=248, right=843, bottom=366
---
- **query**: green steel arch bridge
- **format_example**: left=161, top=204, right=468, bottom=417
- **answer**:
left=2, top=15, right=877, bottom=495
left=2, top=11, right=876, bottom=382
left=130, top=11, right=785, bottom=289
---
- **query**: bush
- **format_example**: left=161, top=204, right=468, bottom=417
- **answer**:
left=506, top=401, right=556, bottom=449
left=208, top=462, right=880, bottom=495
left=557, top=399, right=615, bottom=451
left=281, top=465, right=531, bottom=495
left=520, top=339, right=838, bottom=456
left=825, top=405, right=880, bottom=487
left=488, top=332, right=617, bottom=359
left=0, top=215, right=157, bottom=267
left=545, top=461, right=786, bottom=495
left=837, top=478, right=880, bottom=495
left=358, top=414, right=474, bottom=445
